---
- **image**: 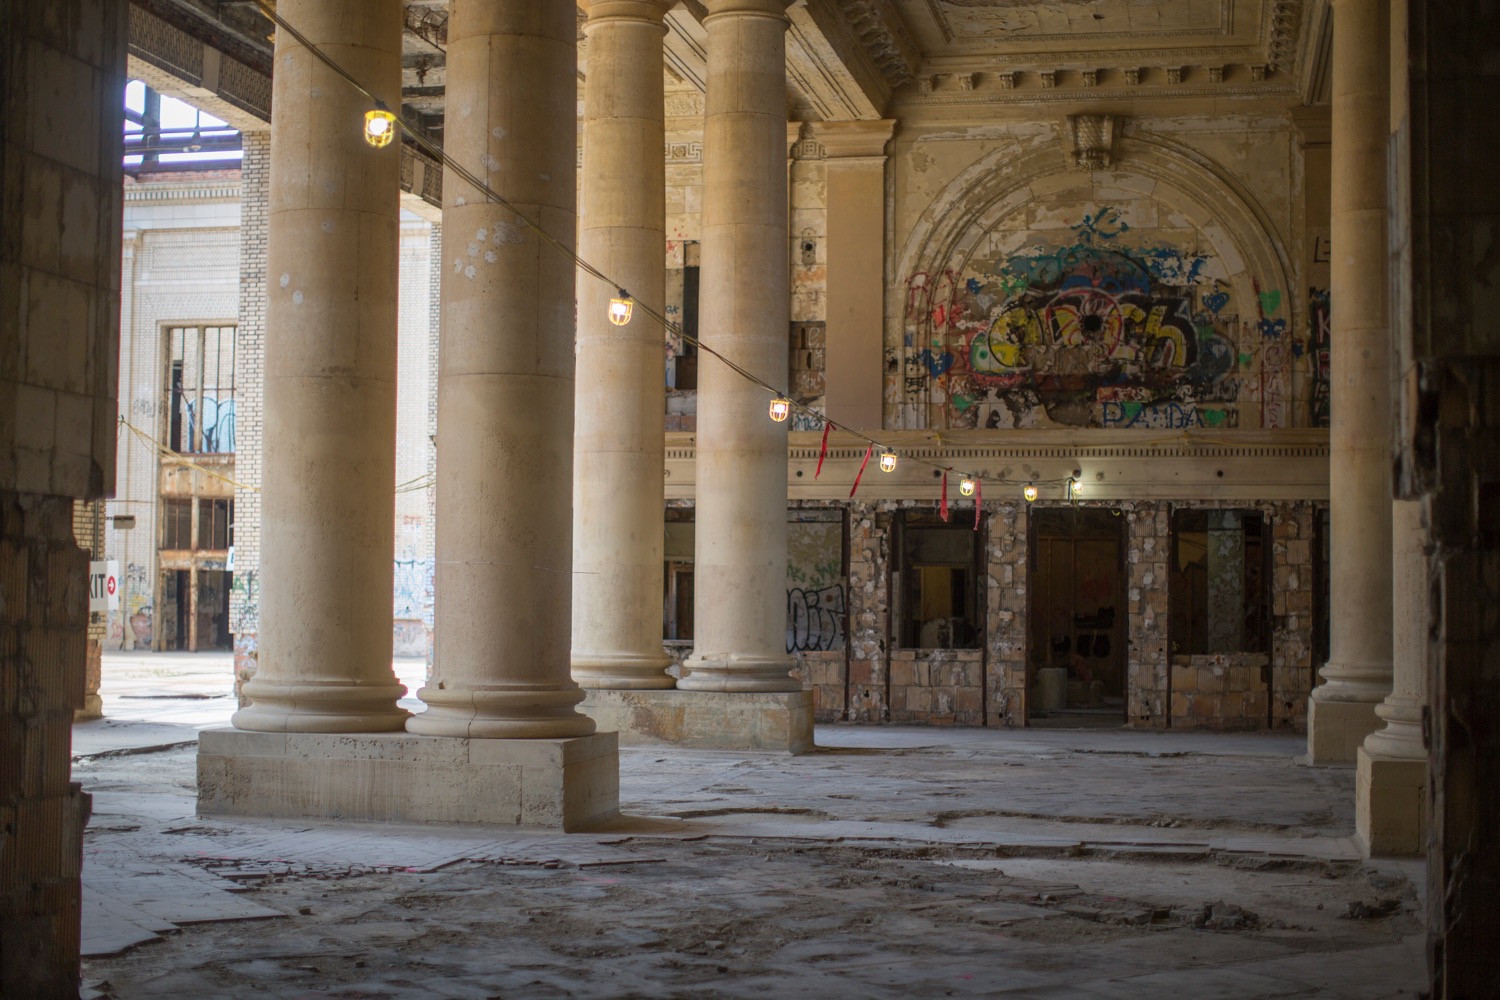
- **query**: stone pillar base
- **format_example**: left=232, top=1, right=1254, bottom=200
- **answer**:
left=1306, top=696, right=1381, bottom=764
left=197, top=729, right=619, bottom=831
left=1356, top=746, right=1427, bottom=856
left=74, top=693, right=103, bottom=722
left=580, top=689, right=814, bottom=754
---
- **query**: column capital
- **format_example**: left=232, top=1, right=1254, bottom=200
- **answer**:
left=811, top=119, right=897, bottom=159
left=580, top=0, right=675, bottom=25
left=702, top=0, right=794, bottom=20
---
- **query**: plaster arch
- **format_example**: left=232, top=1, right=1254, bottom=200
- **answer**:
left=889, top=131, right=1303, bottom=432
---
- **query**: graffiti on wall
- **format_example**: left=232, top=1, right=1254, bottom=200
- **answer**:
left=894, top=207, right=1293, bottom=430
left=186, top=396, right=236, bottom=453
left=787, top=585, right=846, bottom=653
left=786, top=519, right=845, bottom=653
left=1309, top=288, right=1330, bottom=427
left=394, top=557, right=434, bottom=623
left=123, top=561, right=152, bottom=649
left=229, top=569, right=258, bottom=635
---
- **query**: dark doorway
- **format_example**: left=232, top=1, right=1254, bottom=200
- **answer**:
left=1028, top=507, right=1127, bottom=726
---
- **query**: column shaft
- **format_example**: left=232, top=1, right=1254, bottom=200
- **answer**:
left=678, top=0, right=799, bottom=693
left=409, top=0, right=593, bottom=738
left=234, top=0, right=407, bottom=733
left=573, top=0, right=675, bottom=690
left=1307, top=0, right=1393, bottom=762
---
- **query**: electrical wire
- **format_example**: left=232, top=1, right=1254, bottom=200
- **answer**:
left=248, top=0, right=1199, bottom=498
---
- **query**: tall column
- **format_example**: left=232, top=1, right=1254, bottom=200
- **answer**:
left=409, top=0, right=594, bottom=738
left=572, top=0, right=676, bottom=691
left=233, top=0, right=408, bottom=733
left=1306, top=0, right=1392, bottom=763
left=678, top=0, right=799, bottom=693
left=1355, top=498, right=1428, bottom=853
left=818, top=120, right=895, bottom=432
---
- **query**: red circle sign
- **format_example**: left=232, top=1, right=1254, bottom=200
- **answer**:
left=106, top=576, right=117, bottom=596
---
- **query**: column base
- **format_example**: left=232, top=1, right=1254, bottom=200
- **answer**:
left=1355, top=746, right=1427, bottom=857
left=74, top=693, right=103, bottom=722
left=1306, top=695, right=1382, bottom=764
left=579, top=689, right=814, bottom=753
left=197, top=729, right=619, bottom=830
left=232, top=679, right=411, bottom=733
left=572, top=652, right=676, bottom=691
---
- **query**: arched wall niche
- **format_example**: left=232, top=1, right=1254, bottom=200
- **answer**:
left=886, top=131, right=1306, bottom=433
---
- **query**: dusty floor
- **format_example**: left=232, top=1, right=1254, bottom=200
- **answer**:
left=74, top=654, right=1427, bottom=999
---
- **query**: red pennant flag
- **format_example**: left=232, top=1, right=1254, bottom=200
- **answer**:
left=815, top=421, right=833, bottom=479
left=974, top=478, right=983, bottom=531
left=940, top=471, right=950, bottom=521
left=849, top=444, right=873, bottom=498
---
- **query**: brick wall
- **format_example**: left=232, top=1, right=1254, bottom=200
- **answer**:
left=231, top=131, right=268, bottom=699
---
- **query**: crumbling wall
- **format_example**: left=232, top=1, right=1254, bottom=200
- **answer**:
left=985, top=500, right=1028, bottom=726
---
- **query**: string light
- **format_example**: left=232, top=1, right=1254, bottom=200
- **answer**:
left=363, top=107, right=396, bottom=148
left=252, top=0, right=1108, bottom=506
left=608, top=291, right=634, bottom=326
left=959, top=476, right=977, bottom=497
left=1069, top=477, right=1084, bottom=499
left=1023, top=484, right=1039, bottom=502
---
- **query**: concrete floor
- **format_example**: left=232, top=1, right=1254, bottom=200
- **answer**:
left=74, top=652, right=1426, bottom=999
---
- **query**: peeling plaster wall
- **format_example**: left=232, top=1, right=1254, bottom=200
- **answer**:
left=887, top=116, right=1306, bottom=434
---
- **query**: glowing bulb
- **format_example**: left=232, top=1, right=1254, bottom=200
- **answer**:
left=879, top=450, right=898, bottom=473
left=608, top=292, right=634, bottom=326
left=959, top=476, right=976, bottom=497
left=363, top=108, right=397, bottom=148
left=768, top=397, right=791, bottom=422
left=1023, top=484, right=1038, bottom=502
left=1069, top=477, right=1083, bottom=498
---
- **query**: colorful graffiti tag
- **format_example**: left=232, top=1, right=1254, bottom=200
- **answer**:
left=897, top=207, right=1291, bottom=430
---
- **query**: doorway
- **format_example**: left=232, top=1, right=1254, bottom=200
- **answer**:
left=1028, top=507, right=1127, bottom=725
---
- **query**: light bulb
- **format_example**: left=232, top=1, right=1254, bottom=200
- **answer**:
left=1069, top=477, right=1083, bottom=497
left=1023, top=484, right=1038, bottom=502
left=364, top=108, right=396, bottom=148
left=768, top=397, right=791, bottom=422
left=608, top=292, right=634, bottom=326
left=879, top=450, right=898, bottom=473
left=959, top=476, right=976, bottom=497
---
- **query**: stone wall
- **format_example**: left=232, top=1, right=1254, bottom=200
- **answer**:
left=845, top=502, right=890, bottom=722
left=1170, top=654, right=1270, bottom=730
left=1, top=1, right=127, bottom=993
left=71, top=499, right=105, bottom=720
left=986, top=501, right=1028, bottom=726
left=1126, top=501, right=1171, bottom=725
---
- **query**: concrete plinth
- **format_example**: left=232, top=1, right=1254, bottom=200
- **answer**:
left=1307, top=697, right=1381, bottom=763
left=198, top=729, right=619, bottom=830
left=580, top=690, right=815, bottom=753
left=1355, top=747, right=1427, bottom=856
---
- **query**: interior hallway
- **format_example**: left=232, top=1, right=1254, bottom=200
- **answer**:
left=75, top=659, right=1423, bottom=998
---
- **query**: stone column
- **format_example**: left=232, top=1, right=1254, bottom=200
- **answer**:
left=408, top=0, right=595, bottom=738
left=1356, top=498, right=1428, bottom=853
left=678, top=0, right=799, bottom=693
left=1306, top=0, right=1392, bottom=763
left=232, top=0, right=408, bottom=733
left=572, top=0, right=676, bottom=691
left=817, top=120, right=894, bottom=432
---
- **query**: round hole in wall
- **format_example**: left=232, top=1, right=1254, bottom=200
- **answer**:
left=1216, top=469, right=1225, bottom=477
left=933, top=469, right=942, bottom=478
left=796, top=469, right=804, bottom=477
